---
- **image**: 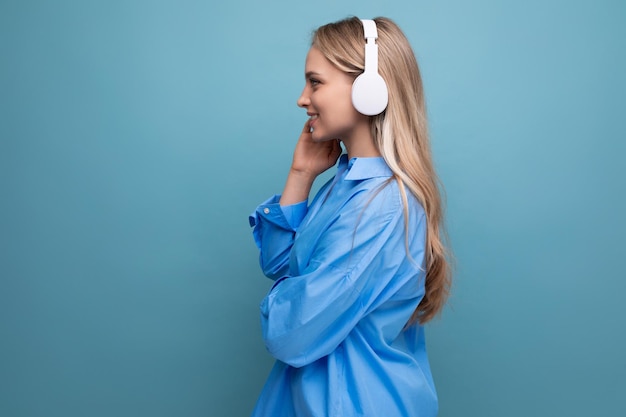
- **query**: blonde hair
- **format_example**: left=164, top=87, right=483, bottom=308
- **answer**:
left=312, top=16, right=451, bottom=324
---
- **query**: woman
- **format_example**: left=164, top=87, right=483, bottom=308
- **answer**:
left=249, top=16, right=451, bottom=417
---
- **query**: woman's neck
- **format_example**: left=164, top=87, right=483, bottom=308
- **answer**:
left=342, top=123, right=380, bottom=159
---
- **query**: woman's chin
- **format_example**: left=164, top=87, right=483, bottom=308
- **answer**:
left=311, top=131, right=331, bottom=143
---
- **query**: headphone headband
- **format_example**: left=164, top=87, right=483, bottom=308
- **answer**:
left=362, top=19, right=379, bottom=77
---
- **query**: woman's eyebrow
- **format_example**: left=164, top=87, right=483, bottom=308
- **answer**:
left=305, top=71, right=321, bottom=79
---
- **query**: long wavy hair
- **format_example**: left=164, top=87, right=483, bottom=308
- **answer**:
left=312, top=16, right=452, bottom=324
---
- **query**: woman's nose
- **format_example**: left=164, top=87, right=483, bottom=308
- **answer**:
left=297, top=88, right=310, bottom=108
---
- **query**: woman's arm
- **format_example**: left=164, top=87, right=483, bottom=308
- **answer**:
left=250, top=121, right=341, bottom=279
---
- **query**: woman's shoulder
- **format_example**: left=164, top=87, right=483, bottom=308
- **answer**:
left=345, top=177, right=425, bottom=227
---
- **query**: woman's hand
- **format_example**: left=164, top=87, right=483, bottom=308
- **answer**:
left=279, top=121, right=342, bottom=206
left=290, top=120, right=342, bottom=177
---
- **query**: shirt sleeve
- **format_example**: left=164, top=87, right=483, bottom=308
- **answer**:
left=249, top=195, right=308, bottom=280
left=260, top=186, right=427, bottom=367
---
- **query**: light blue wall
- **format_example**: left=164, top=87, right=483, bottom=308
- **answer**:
left=1, top=1, right=624, bottom=416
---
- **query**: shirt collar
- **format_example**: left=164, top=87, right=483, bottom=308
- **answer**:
left=337, top=154, right=393, bottom=181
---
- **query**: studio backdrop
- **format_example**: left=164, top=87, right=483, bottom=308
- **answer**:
left=1, top=1, right=624, bottom=416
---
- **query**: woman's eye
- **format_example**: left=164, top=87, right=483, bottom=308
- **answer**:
left=309, top=78, right=320, bottom=87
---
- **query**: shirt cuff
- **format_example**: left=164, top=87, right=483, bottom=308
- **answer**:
left=248, top=195, right=308, bottom=230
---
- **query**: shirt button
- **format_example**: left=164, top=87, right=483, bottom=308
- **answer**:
left=263, top=208, right=270, bottom=214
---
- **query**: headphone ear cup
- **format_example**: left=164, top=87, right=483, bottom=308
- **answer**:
left=351, top=72, right=388, bottom=116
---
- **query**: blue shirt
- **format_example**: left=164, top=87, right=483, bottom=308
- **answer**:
left=249, top=154, right=438, bottom=417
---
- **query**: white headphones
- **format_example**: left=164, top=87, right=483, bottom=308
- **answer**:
left=351, top=19, right=389, bottom=116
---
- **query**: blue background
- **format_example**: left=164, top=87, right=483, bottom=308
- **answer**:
left=1, top=0, right=624, bottom=416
